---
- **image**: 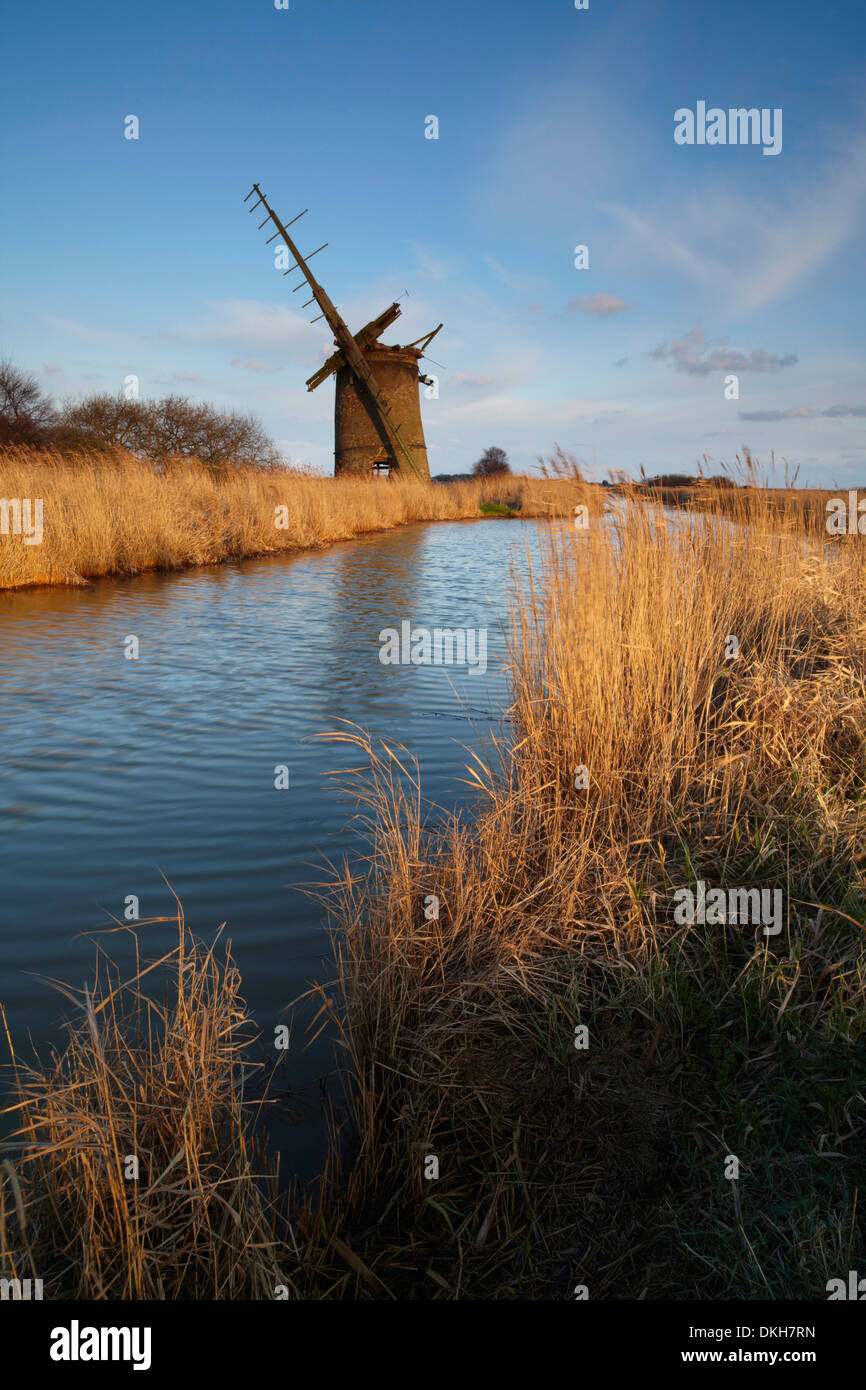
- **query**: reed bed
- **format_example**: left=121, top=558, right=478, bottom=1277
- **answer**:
left=636, top=479, right=841, bottom=535
left=3, top=485, right=864, bottom=1298
left=0, top=446, right=596, bottom=590
left=292, top=487, right=866, bottom=1297
left=0, top=904, right=285, bottom=1299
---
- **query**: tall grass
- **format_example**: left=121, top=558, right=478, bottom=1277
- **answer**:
left=0, top=903, right=286, bottom=1299
left=3, top=485, right=864, bottom=1297
left=299, top=488, right=866, bottom=1297
left=0, top=447, right=596, bottom=590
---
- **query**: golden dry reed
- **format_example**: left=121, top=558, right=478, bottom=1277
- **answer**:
left=2, top=484, right=864, bottom=1298
left=304, top=487, right=866, bottom=1296
left=0, top=899, right=286, bottom=1299
left=0, top=446, right=595, bottom=591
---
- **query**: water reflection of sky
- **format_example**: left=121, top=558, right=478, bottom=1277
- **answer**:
left=0, top=519, right=547, bottom=1178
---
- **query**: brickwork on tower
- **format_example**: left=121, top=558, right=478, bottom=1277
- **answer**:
left=334, top=344, right=430, bottom=479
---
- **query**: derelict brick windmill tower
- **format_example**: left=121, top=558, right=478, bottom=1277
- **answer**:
left=245, top=184, right=442, bottom=480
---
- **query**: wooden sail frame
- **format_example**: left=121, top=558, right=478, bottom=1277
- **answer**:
left=245, top=184, right=426, bottom=481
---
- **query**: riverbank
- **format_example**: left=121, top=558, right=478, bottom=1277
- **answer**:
left=292, top=489, right=866, bottom=1298
left=0, top=447, right=599, bottom=591
left=2, top=487, right=864, bottom=1298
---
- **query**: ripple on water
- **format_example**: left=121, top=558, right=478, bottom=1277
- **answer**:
left=0, top=519, right=543, bottom=1176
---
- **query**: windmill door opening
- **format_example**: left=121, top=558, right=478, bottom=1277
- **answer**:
left=371, top=459, right=391, bottom=479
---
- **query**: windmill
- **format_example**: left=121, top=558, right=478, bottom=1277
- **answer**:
left=244, top=184, right=442, bottom=480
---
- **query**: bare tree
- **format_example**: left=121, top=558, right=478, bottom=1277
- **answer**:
left=58, top=393, right=146, bottom=453
left=141, top=396, right=282, bottom=471
left=0, top=359, right=57, bottom=446
left=60, top=392, right=283, bottom=471
left=472, top=445, right=511, bottom=479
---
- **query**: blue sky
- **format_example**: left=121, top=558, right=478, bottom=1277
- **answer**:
left=1, top=0, right=864, bottom=482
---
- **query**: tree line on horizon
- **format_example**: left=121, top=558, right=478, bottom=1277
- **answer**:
left=0, top=360, right=523, bottom=481
left=0, top=359, right=283, bottom=472
left=1, top=359, right=748, bottom=488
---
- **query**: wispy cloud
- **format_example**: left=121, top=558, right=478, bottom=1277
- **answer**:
left=408, top=242, right=451, bottom=281
left=590, top=409, right=629, bottom=426
left=651, top=328, right=798, bottom=375
left=449, top=372, right=494, bottom=389
left=230, top=358, right=282, bottom=373
left=43, top=315, right=105, bottom=341
left=482, top=255, right=536, bottom=294
left=568, top=293, right=632, bottom=317
left=604, top=132, right=866, bottom=313
left=740, top=404, right=866, bottom=421
left=169, top=300, right=316, bottom=362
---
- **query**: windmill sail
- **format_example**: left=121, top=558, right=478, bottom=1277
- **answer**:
left=245, top=184, right=431, bottom=480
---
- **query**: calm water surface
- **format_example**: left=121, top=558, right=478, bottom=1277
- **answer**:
left=0, top=519, right=544, bottom=1176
